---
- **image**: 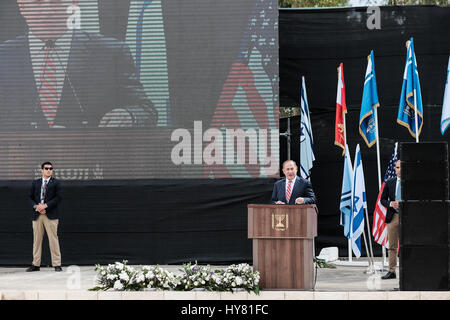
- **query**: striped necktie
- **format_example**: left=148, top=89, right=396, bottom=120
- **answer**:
left=40, top=47, right=58, bottom=128
left=286, top=180, right=293, bottom=203
left=41, top=180, right=48, bottom=203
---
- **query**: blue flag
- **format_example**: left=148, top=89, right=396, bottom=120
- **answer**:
left=397, top=38, right=423, bottom=139
left=350, top=144, right=367, bottom=258
left=441, top=56, right=450, bottom=135
left=300, top=76, right=315, bottom=180
left=340, top=144, right=353, bottom=238
left=359, top=51, right=379, bottom=148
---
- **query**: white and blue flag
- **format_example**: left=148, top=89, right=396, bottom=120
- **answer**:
left=397, top=38, right=423, bottom=139
left=359, top=50, right=379, bottom=148
left=350, top=144, right=367, bottom=258
left=300, top=76, right=315, bottom=180
left=340, top=144, right=353, bottom=239
left=441, top=56, right=450, bottom=135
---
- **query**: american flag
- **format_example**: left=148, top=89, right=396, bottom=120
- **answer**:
left=372, top=143, right=398, bottom=248
left=204, top=0, right=278, bottom=178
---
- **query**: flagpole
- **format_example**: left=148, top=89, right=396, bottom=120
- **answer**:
left=373, top=108, right=382, bottom=189
left=345, top=145, right=352, bottom=263
left=373, top=107, right=387, bottom=267
left=361, top=227, right=374, bottom=273
left=342, top=75, right=352, bottom=263
left=345, top=117, right=352, bottom=263
left=364, top=207, right=376, bottom=272
left=287, top=117, right=291, bottom=159
left=362, top=107, right=377, bottom=269
left=414, top=89, right=419, bottom=143
left=337, top=64, right=353, bottom=263
left=344, top=121, right=353, bottom=263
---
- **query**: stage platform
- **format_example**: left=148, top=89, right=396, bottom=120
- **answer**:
left=0, top=259, right=448, bottom=300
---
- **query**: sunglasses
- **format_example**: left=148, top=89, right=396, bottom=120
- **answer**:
left=43, top=167, right=53, bottom=171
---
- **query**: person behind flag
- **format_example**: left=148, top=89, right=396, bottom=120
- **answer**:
left=350, top=144, right=367, bottom=258
left=397, top=38, right=423, bottom=140
left=340, top=144, right=353, bottom=238
left=300, top=77, right=315, bottom=179
left=379, top=159, right=402, bottom=280
left=271, top=160, right=316, bottom=205
left=372, top=143, right=398, bottom=250
left=441, top=56, right=450, bottom=135
left=359, top=51, right=380, bottom=148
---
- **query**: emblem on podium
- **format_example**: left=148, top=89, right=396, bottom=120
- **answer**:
left=272, top=213, right=289, bottom=231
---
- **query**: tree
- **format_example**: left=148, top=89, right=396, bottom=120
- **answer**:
left=387, top=0, right=449, bottom=5
left=279, top=0, right=449, bottom=7
left=279, top=0, right=349, bottom=8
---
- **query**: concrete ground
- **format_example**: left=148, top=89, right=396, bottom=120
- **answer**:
left=1, top=263, right=448, bottom=310
left=0, top=258, right=398, bottom=292
left=2, top=257, right=449, bottom=300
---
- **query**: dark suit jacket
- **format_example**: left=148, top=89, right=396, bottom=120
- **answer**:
left=0, top=30, right=157, bottom=130
left=29, top=177, right=62, bottom=221
left=271, top=177, right=316, bottom=205
left=380, top=177, right=399, bottom=224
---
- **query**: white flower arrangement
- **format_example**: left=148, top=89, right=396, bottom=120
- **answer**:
left=141, top=265, right=179, bottom=290
left=90, top=261, right=260, bottom=294
left=218, top=263, right=260, bottom=293
left=178, top=262, right=217, bottom=291
left=92, top=260, right=142, bottom=291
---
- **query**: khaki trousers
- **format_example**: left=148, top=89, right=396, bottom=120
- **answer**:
left=32, top=214, right=61, bottom=267
left=387, top=212, right=399, bottom=273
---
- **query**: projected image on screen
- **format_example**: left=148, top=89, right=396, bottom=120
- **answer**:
left=0, top=0, right=278, bottom=180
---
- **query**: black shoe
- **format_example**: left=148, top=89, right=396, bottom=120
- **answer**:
left=26, top=265, right=40, bottom=272
left=54, top=266, right=63, bottom=272
left=381, top=272, right=396, bottom=280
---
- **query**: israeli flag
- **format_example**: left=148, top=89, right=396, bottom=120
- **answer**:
left=350, top=144, right=367, bottom=258
left=300, top=76, right=315, bottom=180
left=397, top=38, right=423, bottom=139
left=359, top=51, right=379, bottom=148
left=340, top=144, right=353, bottom=239
left=441, top=56, right=450, bottom=135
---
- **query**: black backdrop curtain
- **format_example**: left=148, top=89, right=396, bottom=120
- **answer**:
left=280, top=5, right=450, bottom=256
left=0, top=5, right=449, bottom=265
left=0, top=179, right=275, bottom=265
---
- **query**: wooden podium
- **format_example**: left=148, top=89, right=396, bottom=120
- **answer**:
left=248, top=204, right=318, bottom=290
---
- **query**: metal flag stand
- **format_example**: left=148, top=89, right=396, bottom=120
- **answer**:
left=280, top=117, right=292, bottom=161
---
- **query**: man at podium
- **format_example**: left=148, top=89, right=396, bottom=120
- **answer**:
left=271, top=160, right=316, bottom=205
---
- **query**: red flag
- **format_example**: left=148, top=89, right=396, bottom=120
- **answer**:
left=335, top=63, right=347, bottom=155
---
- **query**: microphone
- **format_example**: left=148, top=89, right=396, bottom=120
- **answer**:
left=53, top=49, right=88, bottom=127
left=45, top=40, right=56, bottom=49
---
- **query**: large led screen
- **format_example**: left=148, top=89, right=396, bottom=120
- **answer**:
left=0, top=0, right=279, bottom=179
